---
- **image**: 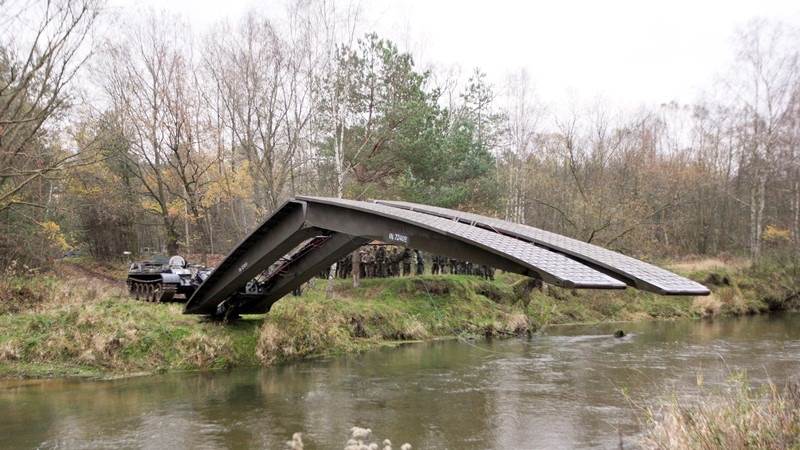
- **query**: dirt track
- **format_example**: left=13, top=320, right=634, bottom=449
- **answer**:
left=57, top=260, right=126, bottom=286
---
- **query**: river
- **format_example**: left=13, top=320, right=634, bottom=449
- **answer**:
left=2, top=313, right=799, bottom=449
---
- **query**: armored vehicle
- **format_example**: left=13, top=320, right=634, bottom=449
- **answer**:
left=127, top=255, right=212, bottom=302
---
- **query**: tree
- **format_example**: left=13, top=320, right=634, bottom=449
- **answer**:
left=99, top=13, right=190, bottom=254
left=0, top=0, right=102, bottom=266
left=727, top=20, right=799, bottom=260
left=498, top=69, right=544, bottom=222
left=316, top=33, right=433, bottom=198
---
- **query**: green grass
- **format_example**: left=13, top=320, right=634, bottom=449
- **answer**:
left=1, top=257, right=798, bottom=378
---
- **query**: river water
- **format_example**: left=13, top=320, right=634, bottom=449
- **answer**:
left=2, top=313, right=799, bottom=449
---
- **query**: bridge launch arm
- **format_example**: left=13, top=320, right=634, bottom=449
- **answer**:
left=185, top=197, right=634, bottom=316
left=184, top=196, right=708, bottom=317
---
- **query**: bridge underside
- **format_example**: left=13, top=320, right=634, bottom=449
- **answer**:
left=184, top=196, right=709, bottom=316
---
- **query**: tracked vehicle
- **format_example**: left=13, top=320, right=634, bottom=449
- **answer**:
left=127, top=255, right=212, bottom=302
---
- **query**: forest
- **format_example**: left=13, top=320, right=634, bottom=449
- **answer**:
left=2, top=0, right=799, bottom=269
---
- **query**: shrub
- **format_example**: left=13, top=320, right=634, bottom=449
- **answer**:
left=692, top=294, right=722, bottom=318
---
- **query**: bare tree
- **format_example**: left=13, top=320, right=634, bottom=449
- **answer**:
left=500, top=69, right=544, bottom=223
left=99, top=13, right=188, bottom=253
left=0, top=0, right=101, bottom=213
left=727, top=20, right=799, bottom=259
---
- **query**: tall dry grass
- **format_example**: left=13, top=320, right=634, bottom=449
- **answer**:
left=0, top=262, right=125, bottom=315
left=667, top=257, right=750, bottom=273
left=641, top=378, right=800, bottom=449
left=0, top=272, right=245, bottom=373
left=691, top=293, right=722, bottom=318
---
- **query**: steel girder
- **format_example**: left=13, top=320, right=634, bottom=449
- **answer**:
left=236, top=232, right=369, bottom=314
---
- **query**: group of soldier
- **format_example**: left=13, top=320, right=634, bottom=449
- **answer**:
left=431, top=255, right=495, bottom=280
left=335, top=245, right=424, bottom=278
left=331, top=244, right=495, bottom=280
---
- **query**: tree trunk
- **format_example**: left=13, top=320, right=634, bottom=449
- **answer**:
left=351, top=251, right=360, bottom=288
left=325, top=262, right=337, bottom=298
left=792, top=179, right=799, bottom=250
left=164, top=216, right=180, bottom=255
left=327, top=114, right=346, bottom=297
left=749, top=172, right=767, bottom=261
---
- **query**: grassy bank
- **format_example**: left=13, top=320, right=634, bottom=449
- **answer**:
left=0, top=258, right=798, bottom=378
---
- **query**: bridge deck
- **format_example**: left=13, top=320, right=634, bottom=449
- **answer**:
left=374, top=200, right=709, bottom=296
left=297, top=196, right=626, bottom=289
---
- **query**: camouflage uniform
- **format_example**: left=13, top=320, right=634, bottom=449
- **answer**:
left=390, top=248, right=401, bottom=276
left=359, top=248, right=368, bottom=278
left=401, top=248, right=413, bottom=276
left=343, top=255, right=352, bottom=279
left=376, top=245, right=387, bottom=278
left=365, top=246, right=376, bottom=278
left=415, top=249, right=424, bottom=275
left=431, top=255, right=440, bottom=275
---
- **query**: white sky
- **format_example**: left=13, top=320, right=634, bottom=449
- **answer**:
left=108, top=0, right=800, bottom=110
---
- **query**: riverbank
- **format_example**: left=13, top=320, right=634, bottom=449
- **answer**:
left=0, top=258, right=798, bottom=379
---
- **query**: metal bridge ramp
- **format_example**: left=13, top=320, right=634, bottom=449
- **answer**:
left=184, top=196, right=708, bottom=317
left=375, top=200, right=709, bottom=296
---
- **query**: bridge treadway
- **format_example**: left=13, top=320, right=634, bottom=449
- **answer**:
left=297, top=196, right=626, bottom=289
left=374, top=199, right=709, bottom=295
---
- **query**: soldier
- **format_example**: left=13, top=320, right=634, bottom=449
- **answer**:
left=361, top=247, right=369, bottom=278
left=365, top=246, right=376, bottom=278
left=415, top=249, right=424, bottom=275
left=340, top=255, right=351, bottom=278
left=359, top=247, right=368, bottom=278
left=401, top=248, right=413, bottom=276
left=343, top=256, right=352, bottom=279
left=391, top=247, right=401, bottom=276
left=431, top=255, right=440, bottom=275
left=376, top=245, right=387, bottom=278
left=386, top=247, right=394, bottom=277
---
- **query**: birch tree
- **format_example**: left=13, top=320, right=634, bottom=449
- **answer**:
left=727, top=20, right=799, bottom=259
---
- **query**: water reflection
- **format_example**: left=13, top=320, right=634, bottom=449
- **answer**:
left=1, top=313, right=799, bottom=449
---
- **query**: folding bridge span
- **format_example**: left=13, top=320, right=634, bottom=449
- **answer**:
left=184, top=196, right=709, bottom=317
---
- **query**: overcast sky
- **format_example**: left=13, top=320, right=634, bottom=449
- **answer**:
left=108, top=0, right=800, bottom=110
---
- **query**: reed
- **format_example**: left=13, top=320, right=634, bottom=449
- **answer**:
left=641, top=377, right=800, bottom=449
